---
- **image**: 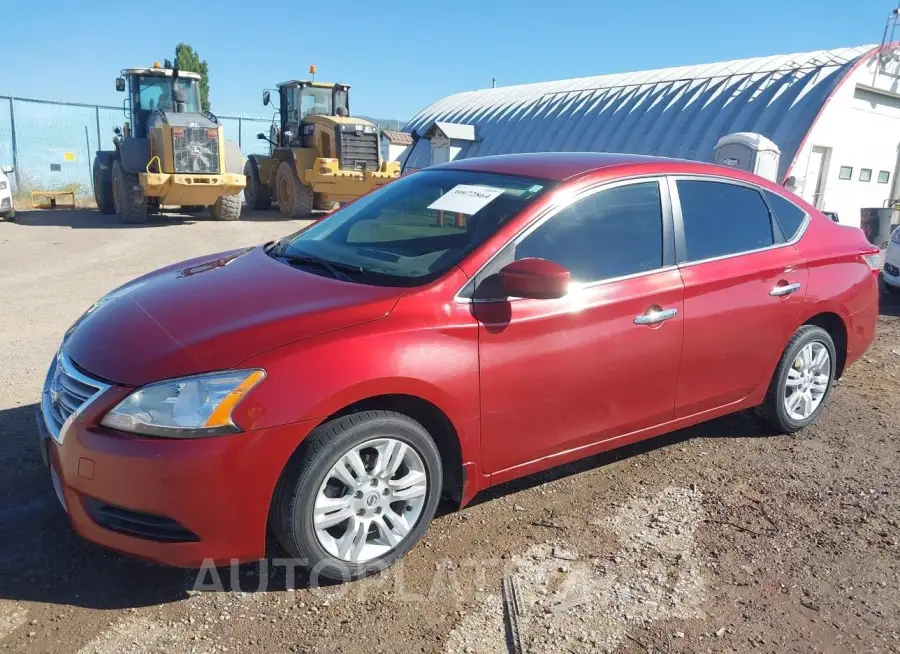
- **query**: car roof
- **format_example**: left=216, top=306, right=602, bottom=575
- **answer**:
left=434, top=152, right=752, bottom=183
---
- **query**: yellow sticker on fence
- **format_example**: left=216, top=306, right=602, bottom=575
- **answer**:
left=63, top=152, right=77, bottom=161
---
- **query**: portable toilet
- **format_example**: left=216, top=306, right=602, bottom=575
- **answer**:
left=713, top=132, right=781, bottom=182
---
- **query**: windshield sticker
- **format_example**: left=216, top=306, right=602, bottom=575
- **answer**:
left=427, top=185, right=506, bottom=215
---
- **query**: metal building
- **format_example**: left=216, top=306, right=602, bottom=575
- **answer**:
left=404, top=45, right=900, bottom=226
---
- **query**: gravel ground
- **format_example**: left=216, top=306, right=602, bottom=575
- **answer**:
left=1, top=209, right=898, bottom=654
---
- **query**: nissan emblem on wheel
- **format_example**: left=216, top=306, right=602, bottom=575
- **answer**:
left=38, top=152, right=880, bottom=582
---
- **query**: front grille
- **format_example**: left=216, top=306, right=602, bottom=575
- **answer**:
left=83, top=498, right=200, bottom=543
left=172, top=126, right=220, bottom=174
left=41, top=351, right=107, bottom=444
left=338, top=131, right=379, bottom=171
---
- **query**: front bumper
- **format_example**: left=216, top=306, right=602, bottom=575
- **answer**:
left=304, top=159, right=401, bottom=202
left=884, top=242, right=900, bottom=288
left=37, top=358, right=317, bottom=567
left=139, top=172, right=246, bottom=206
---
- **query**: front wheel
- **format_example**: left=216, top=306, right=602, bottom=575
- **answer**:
left=111, top=160, right=148, bottom=224
left=209, top=195, right=241, bottom=221
left=244, top=159, right=272, bottom=210
left=275, top=161, right=313, bottom=219
left=272, top=411, right=443, bottom=582
left=755, top=325, right=837, bottom=433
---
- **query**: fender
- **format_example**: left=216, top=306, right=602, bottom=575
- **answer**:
left=119, top=138, right=150, bottom=174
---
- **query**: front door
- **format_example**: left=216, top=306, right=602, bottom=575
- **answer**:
left=473, top=179, right=685, bottom=475
left=803, top=146, right=830, bottom=209
left=670, top=177, right=808, bottom=417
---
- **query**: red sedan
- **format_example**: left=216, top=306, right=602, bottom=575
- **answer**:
left=38, top=153, right=881, bottom=580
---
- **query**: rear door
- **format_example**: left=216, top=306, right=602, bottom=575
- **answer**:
left=670, top=177, right=808, bottom=418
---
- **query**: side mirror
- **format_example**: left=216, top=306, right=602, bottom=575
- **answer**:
left=256, top=133, right=266, bottom=140
left=116, top=77, right=126, bottom=92
left=1, top=165, right=12, bottom=174
left=498, top=258, right=570, bottom=299
left=262, top=90, right=271, bottom=106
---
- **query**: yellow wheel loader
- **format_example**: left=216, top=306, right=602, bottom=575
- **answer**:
left=245, top=78, right=400, bottom=218
left=93, top=64, right=246, bottom=223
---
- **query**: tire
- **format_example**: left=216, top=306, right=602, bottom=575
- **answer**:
left=755, top=325, right=837, bottom=434
left=272, top=410, right=443, bottom=582
left=883, top=280, right=899, bottom=294
left=244, top=159, right=272, bottom=210
left=111, top=160, right=148, bottom=224
left=93, top=157, right=115, bottom=215
left=314, top=193, right=339, bottom=212
left=275, top=161, right=313, bottom=219
left=0, top=211, right=11, bottom=222
left=209, top=195, right=242, bottom=221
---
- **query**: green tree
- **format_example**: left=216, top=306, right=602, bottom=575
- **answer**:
left=172, top=43, right=210, bottom=112
left=163, top=58, right=173, bottom=69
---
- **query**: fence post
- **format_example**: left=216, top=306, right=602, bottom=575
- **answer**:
left=95, top=105, right=102, bottom=153
left=9, top=97, right=20, bottom=189
left=238, top=117, right=242, bottom=149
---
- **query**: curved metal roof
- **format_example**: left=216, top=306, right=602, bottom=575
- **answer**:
left=404, top=46, right=876, bottom=179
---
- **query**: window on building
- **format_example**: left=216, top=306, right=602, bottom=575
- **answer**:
left=514, top=181, right=663, bottom=283
left=838, top=166, right=853, bottom=180
left=764, top=190, right=807, bottom=241
left=860, top=168, right=872, bottom=182
left=676, top=180, right=774, bottom=261
left=879, top=170, right=891, bottom=184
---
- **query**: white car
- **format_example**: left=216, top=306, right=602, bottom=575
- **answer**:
left=0, top=166, right=14, bottom=221
left=885, top=226, right=900, bottom=293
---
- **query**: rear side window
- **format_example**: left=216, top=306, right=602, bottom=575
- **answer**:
left=764, top=190, right=807, bottom=240
left=677, top=180, right=774, bottom=262
left=514, top=181, right=663, bottom=283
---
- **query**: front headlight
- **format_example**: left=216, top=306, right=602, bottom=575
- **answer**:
left=0, top=181, right=7, bottom=191
left=892, top=226, right=900, bottom=245
left=101, top=369, right=265, bottom=438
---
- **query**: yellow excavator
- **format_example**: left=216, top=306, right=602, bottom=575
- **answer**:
left=244, top=69, right=400, bottom=218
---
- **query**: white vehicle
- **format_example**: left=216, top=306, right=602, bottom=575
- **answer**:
left=884, top=226, right=900, bottom=293
left=0, top=166, right=14, bottom=221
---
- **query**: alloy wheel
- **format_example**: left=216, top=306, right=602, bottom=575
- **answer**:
left=313, top=438, right=428, bottom=563
left=783, top=341, right=831, bottom=421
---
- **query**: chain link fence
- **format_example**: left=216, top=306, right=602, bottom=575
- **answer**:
left=0, top=96, right=272, bottom=202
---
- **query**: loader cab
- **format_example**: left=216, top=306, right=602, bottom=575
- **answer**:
left=272, top=81, right=350, bottom=148
left=117, top=67, right=202, bottom=137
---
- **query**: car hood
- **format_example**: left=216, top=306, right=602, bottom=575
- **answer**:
left=65, top=246, right=404, bottom=386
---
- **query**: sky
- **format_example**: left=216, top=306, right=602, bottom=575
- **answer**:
left=4, top=0, right=899, bottom=122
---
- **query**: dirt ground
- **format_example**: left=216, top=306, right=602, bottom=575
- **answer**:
left=1, top=209, right=898, bottom=654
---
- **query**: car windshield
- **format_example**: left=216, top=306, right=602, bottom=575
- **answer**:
left=137, top=76, right=201, bottom=113
left=273, top=169, right=553, bottom=286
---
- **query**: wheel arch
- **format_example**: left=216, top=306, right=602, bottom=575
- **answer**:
left=802, top=311, right=848, bottom=378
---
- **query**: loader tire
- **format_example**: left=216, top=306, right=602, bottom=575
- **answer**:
left=209, top=195, right=242, bottom=221
left=276, top=162, right=313, bottom=219
left=244, top=159, right=272, bottom=210
left=112, top=160, right=148, bottom=224
left=93, top=157, right=115, bottom=215
left=313, top=193, right=339, bottom=212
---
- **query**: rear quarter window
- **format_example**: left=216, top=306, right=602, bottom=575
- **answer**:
left=763, top=190, right=808, bottom=240
left=676, top=180, right=774, bottom=261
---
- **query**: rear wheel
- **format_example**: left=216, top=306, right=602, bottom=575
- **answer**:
left=755, top=325, right=836, bottom=434
left=244, top=159, right=271, bottom=210
left=275, top=161, right=313, bottom=219
left=272, top=411, right=442, bottom=581
left=209, top=195, right=242, bottom=221
left=111, top=160, right=148, bottom=224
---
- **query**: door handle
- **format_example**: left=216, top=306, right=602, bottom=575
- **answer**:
left=770, top=282, right=801, bottom=297
left=634, top=307, right=678, bottom=325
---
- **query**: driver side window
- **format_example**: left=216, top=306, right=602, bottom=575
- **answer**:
left=514, top=181, right=664, bottom=283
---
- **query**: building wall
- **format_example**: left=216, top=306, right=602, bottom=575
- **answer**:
left=381, top=141, right=410, bottom=163
left=789, top=53, right=900, bottom=226
left=0, top=96, right=272, bottom=199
